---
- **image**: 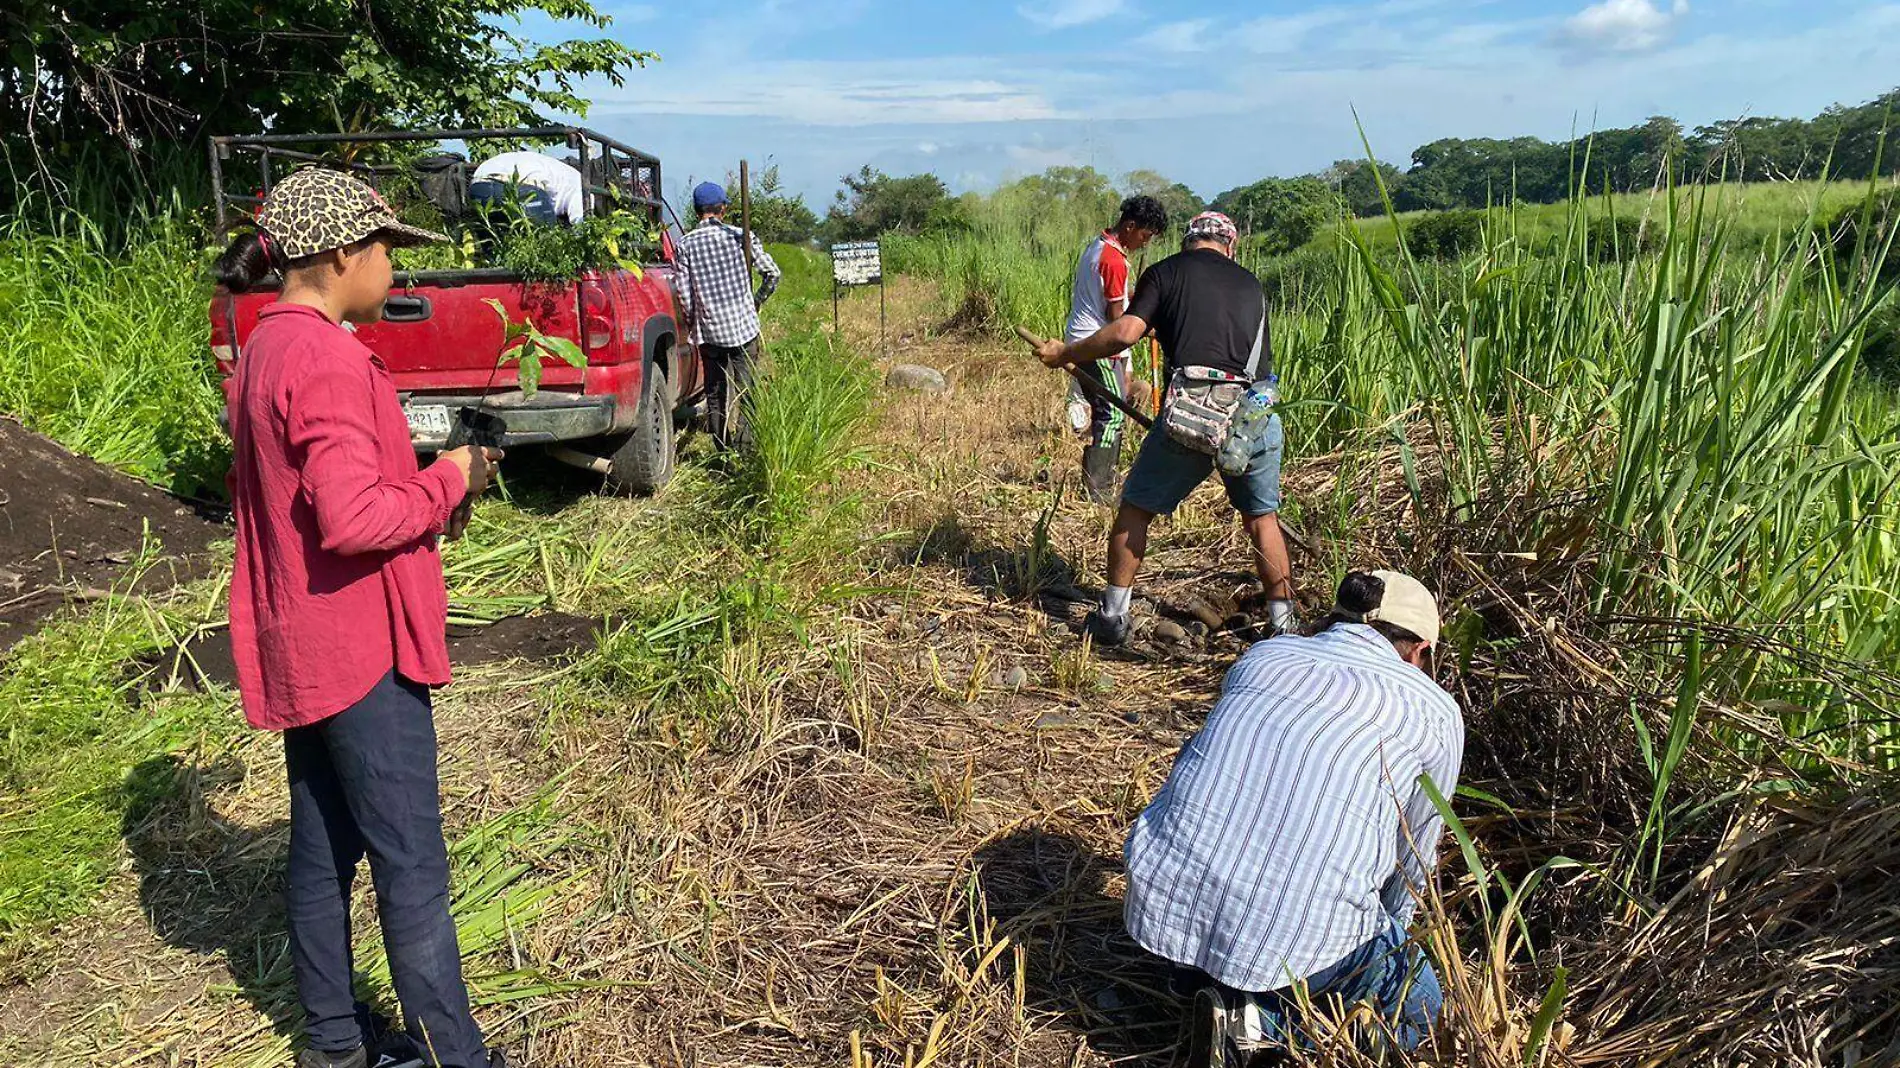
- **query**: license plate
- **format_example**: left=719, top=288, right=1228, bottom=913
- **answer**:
left=405, top=404, right=452, bottom=440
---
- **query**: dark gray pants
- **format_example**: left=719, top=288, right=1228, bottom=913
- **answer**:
left=700, top=335, right=760, bottom=450
left=284, top=671, right=487, bottom=1067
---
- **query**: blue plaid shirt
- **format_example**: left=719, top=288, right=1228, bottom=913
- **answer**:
left=1123, top=625, right=1464, bottom=992
left=677, top=218, right=781, bottom=347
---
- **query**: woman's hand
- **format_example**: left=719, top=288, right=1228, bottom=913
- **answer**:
left=441, top=445, right=506, bottom=498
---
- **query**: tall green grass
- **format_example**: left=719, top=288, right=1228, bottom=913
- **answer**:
left=0, top=214, right=227, bottom=497
left=738, top=247, right=877, bottom=543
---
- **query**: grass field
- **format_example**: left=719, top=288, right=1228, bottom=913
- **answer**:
left=3, top=175, right=1900, bottom=1065
left=1336, top=178, right=1878, bottom=254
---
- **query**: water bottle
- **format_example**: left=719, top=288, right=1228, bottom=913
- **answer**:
left=1216, top=375, right=1279, bottom=477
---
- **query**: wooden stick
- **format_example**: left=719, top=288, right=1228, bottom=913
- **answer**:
left=739, top=159, right=754, bottom=280
left=1012, top=325, right=1154, bottom=430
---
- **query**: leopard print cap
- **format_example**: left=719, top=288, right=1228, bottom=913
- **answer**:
left=257, top=167, right=448, bottom=260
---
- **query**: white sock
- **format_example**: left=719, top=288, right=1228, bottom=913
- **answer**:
left=1268, top=599, right=1297, bottom=634
left=1103, top=585, right=1133, bottom=619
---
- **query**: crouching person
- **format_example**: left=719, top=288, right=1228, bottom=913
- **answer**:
left=1122, top=571, right=1463, bottom=1065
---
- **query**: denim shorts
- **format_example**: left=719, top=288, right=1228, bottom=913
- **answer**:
left=1122, top=413, right=1283, bottom=517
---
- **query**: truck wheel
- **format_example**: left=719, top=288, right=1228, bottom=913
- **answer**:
left=606, top=362, right=674, bottom=496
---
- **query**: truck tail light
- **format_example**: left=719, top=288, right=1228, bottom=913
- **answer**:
left=580, top=280, right=614, bottom=352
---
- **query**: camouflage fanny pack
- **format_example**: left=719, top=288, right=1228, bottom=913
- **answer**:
left=1158, top=296, right=1268, bottom=455
left=1160, top=366, right=1250, bottom=454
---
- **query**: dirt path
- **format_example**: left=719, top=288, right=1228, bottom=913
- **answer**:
left=1, top=278, right=1316, bottom=1067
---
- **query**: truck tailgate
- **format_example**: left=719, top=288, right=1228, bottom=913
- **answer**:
left=216, top=272, right=587, bottom=394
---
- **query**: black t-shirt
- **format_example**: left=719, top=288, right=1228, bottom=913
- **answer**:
left=1126, top=247, right=1270, bottom=379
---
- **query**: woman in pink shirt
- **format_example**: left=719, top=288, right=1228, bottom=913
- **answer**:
left=217, top=168, right=507, bottom=1068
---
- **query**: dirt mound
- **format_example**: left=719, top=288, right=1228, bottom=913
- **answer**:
left=0, top=417, right=224, bottom=649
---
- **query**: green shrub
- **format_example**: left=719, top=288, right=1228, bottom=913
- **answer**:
left=1860, top=300, right=1900, bottom=383
left=1256, top=242, right=1344, bottom=305
left=1821, top=190, right=1900, bottom=284
left=1584, top=215, right=1660, bottom=261
left=1405, top=209, right=1486, bottom=259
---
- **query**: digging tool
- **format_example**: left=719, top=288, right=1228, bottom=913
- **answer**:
left=1013, top=325, right=1154, bottom=430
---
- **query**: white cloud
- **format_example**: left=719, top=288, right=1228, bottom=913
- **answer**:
left=1140, top=18, right=1212, bottom=53
left=1557, top=0, right=1690, bottom=54
left=1237, top=8, right=1360, bottom=54
left=1005, top=143, right=1084, bottom=171
left=587, top=59, right=1076, bottom=125
left=917, top=141, right=940, bottom=155
left=1018, top=0, right=1128, bottom=30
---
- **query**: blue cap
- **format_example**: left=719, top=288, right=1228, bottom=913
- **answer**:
left=692, top=182, right=729, bottom=211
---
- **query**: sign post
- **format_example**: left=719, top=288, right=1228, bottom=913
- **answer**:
left=829, top=240, right=885, bottom=353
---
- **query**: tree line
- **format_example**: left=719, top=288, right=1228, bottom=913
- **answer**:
left=789, top=87, right=1896, bottom=254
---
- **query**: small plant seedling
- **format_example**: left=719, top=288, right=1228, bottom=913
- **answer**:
left=483, top=297, right=586, bottom=400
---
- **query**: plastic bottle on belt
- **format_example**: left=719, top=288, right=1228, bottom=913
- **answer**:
left=1216, top=375, right=1280, bottom=477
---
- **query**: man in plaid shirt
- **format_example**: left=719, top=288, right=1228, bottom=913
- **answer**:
left=677, top=181, right=781, bottom=449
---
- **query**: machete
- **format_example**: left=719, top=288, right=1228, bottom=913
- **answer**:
left=1013, top=325, right=1154, bottom=430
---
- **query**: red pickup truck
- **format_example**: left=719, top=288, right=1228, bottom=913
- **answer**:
left=207, top=127, right=700, bottom=495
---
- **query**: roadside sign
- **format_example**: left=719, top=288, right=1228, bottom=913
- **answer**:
left=830, top=241, right=882, bottom=287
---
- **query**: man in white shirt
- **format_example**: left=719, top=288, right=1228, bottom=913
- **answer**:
left=470, top=151, right=586, bottom=226
left=1065, top=195, right=1167, bottom=503
left=1124, top=570, right=1463, bottom=1065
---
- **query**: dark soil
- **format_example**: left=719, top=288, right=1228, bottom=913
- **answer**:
left=157, top=612, right=602, bottom=691
left=0, top=417, right=225, bottom=649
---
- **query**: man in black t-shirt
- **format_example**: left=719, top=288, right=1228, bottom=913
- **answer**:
left=1033, top=211, right=1295, bottom=646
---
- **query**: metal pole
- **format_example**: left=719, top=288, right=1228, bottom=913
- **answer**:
left=879, top=279, right=886, bottom=356
left=575, top=133, right=592, bottom=217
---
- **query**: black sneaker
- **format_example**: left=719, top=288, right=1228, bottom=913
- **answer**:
left=298, top=1048, right=368, bottom=1068
left=1185, top=986, right=1225, bottom=1068
left=1083, top=609, right=1130, bottom=647
left=363, top=1011, right=422, bottom=1068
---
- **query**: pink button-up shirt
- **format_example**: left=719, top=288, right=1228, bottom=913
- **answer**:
left=227, top=302, right=466, bottom=730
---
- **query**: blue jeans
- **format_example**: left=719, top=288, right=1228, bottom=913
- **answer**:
left=284, top=672, right=487, bottom=1067
left=1177, top=917, right=1443, bottom=1053
left=1121, top=414, right=1283, bottom=518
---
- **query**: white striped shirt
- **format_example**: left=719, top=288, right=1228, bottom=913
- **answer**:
left=1123, top=624, right=1464, bottom=992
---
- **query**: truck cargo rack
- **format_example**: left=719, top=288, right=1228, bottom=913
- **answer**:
left=209, top=127, right=665, bottom=230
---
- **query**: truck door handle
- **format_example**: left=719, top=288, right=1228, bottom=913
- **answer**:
left=382, top=295, right=433, bottom=323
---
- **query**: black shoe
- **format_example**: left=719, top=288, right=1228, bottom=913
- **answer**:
left=298, top=1047, right=368, bottom=1068
left=1083, top=609, right=1130, bottom=647
left=487, top=1052, right=516, bottom=1068
left=1185, top=986, right=1226, bottom=1068
left=369, top=1043, right=423, bottom=1068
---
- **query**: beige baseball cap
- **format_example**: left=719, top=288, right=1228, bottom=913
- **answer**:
left=1335, top=570, right=1440, bottom=645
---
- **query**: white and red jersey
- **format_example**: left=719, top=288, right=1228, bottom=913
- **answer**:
left=1066, top=230, right=1133, bottom=345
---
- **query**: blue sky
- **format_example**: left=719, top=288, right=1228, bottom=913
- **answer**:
left=521, top=0, right=1899, bottom=209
